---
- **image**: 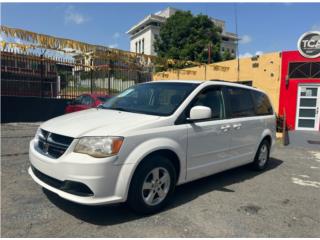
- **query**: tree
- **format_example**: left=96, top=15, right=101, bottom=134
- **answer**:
left=154, top=11, right=223, bottom=67
left=222, top=50, right=234, bottom=61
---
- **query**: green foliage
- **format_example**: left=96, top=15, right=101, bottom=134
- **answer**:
left=154, top=11, right=223, bottom=68
left=222, top=50, right=235, bottom=61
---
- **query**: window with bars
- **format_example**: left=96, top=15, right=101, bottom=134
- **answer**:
left=288, top=62, right=320, bottom=79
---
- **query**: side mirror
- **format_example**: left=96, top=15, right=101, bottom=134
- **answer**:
left=188, top=106, right=212, bottom=121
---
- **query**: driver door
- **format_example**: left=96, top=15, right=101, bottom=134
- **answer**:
left=186, top=86, right=232, bottom=181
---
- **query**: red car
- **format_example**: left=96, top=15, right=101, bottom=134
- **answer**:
left=65, top=94, right=111, bottom=113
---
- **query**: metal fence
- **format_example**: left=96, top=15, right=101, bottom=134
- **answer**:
left=1, top=50, right=153, bottom=99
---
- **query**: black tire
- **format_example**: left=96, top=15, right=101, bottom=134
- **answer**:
left=127, top=155, right=176, bottom=215
left=251, top=139, right=270, bottom=171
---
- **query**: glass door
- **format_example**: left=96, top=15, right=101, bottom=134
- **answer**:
left=295, top=85, right=320, bottom=131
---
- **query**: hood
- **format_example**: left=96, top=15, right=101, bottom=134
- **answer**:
left=40, top=109, right=160, bottom=138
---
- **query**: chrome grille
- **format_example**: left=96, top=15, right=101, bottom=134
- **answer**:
left=36, top=129, right=73, bottom=158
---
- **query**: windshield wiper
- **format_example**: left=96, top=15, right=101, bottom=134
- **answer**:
left=100, top=106, right=159, bottom=116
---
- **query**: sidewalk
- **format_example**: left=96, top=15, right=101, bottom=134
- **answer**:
left=288, top=130, right=320, bottom=150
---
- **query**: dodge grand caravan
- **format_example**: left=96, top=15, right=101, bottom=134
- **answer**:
left=29, top=80, right=276, bottom=214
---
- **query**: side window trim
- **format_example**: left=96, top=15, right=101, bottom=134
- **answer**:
left=266, top=94, right=274, bottom=115
left=175, top=85, right=226, bottom=125
left=250, top=90, right=259, bottom=115
left=249, top=90, right=259, bottom=115
left=222, top=87, right=232, bottom=119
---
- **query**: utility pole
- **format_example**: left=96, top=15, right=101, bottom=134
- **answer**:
left=40, top=54, right=43, bottom=98
left=234, top=3, right=240, bottom=82
left=108, top=60, right=113, bottom=95
left=90, top=58, right=94, bottom=94
left=90, top=68, right=93, bottom=94
left=40, top=49, right=46, bottom=98
left=208, top=42, right=212, bottom=64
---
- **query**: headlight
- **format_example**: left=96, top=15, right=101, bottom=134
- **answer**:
left=34, top=128, right=41, bottom=142
left=74, top=136, right=124, bottom=158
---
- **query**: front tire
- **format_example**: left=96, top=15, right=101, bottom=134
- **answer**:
left=128, top=155, right=176, bottom=214
left=251, top=139, right=270, bottom=171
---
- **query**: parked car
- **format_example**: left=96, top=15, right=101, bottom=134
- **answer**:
left=29, top=80, right=276, bottom=214
left=65, top=94, right=111, bottom=113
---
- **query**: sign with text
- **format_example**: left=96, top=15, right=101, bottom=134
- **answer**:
left=298, top=31, right=320, bottom=58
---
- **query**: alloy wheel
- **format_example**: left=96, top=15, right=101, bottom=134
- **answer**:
left=141, top=167, right=171, bottom=206
left=258, top=144, right=268, bottom=167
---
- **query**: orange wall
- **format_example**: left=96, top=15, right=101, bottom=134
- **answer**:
left=153, top=52, right=282, bottom=112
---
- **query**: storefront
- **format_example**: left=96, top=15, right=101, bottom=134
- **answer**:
left=278, top=51, right=320, bottom=131
left=154, top=31, right=320, bottom=132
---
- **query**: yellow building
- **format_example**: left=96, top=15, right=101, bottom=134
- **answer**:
left=153, top=52, right=282, bottom=113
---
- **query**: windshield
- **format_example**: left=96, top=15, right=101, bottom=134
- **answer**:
left=102, top=82, right=199, bottom=116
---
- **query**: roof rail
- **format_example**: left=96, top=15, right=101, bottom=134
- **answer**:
left=209, top=79, right=234, bottom=83
left=210, top=79, right=256, bottom=87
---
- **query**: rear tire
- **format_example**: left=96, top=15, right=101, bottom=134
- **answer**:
left=128, top=155, right=176, bottom=215
left=251, top=139, right=270, bottom=171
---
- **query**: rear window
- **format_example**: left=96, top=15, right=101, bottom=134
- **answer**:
left=82, top=95, right=94, bottom=105
left=226, top=87, right=255, bottom=118
left=252, top=91, right=273, bottom=115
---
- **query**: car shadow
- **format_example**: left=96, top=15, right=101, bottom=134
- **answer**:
left=43, top=157, right=283, bottom=226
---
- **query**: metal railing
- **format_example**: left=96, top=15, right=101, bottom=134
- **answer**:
left=1, top=50, right=153, bottom=99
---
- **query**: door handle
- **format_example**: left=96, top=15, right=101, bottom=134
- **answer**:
left=233, top=123, right=242, bottom=130
left=220, top=125, right=231, bottom=132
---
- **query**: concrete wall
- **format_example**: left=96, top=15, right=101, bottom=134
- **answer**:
left=153, top=52, right=282, bottom=112
left=1, top=96, right=69, bottom=123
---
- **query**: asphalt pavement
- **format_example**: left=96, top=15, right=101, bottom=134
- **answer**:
left=1, top=123, right=320, bottom=237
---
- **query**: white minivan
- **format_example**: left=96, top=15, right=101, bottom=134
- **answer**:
left=29, top=80, right=276, bottom=214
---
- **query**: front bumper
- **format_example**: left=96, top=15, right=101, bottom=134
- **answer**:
left=29, top=139, right=128, bottom=205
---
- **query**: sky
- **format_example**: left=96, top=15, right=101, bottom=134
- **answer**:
left=1, top=2, right=320, bottom=57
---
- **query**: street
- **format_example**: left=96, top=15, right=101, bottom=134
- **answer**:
left=1, top=123, right=320, bottom=237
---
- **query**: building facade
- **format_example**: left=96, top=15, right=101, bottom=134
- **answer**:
left=127, top=7, right=239, bottom=57
left=153, top=50, right=320, bottom=132
left=278, top=51, right=320, bottom=131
